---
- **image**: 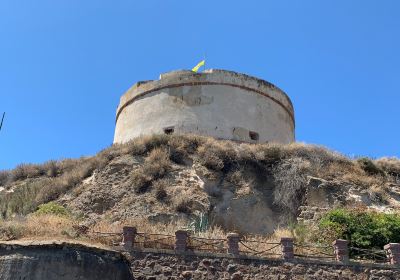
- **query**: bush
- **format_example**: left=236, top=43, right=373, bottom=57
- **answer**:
left=35, top=202, right=69, bottom=217
left=153, top=179, right=169, bottom=201
left=155, top=186, right=168, bottom=201
left=11, top=164, right=45, bottom=181
left=131, top=172, right=152, bottom=193
left=318, top=208, right=400, bottom=252
left=0, top=222, right=24, bottom=240
left=131, top=148, right=172, bottom=193
left=376, top=157, right=400, bottom=180
left=273, top=157, right=309, bottom=217
left=42, top=160, right=59, bottom=177
left=174, top=197, right=192, bottom=214
left=128, top=134, right=170, bottom=156
left=0, top=181, right=43, bottom=218
left=0, top=171, right=10, bottom=186
left=357, top=158, right=384, bottom=176
left=197, top=140, right=236, bottom=172
left=0, top=214, right=75, bottom=241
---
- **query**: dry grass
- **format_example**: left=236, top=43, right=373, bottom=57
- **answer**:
left=131, top=147, right=172, bottom=193
left=273, top=157, right=310, bottom=216
left=376, top=157, right=400, bottom=182
left=1, top=134, right=399, bottom=231
left=173, top=196, right=193, bottom=214
left=153, top=179, right=169, bottom=201
left=0, top=211, right=308, bottom=254
left=239, top=227, right=294, bottom=256
left=0, top=214, right=75, bottom=241
left=0, top=155, right=110, bottom=218
left=197, top=139, right=236, bottom=171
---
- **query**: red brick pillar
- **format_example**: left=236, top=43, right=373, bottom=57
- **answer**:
left=384, top=243, right=400, bottom=265
left=332, top=239, right=349, bottom=263
left=122, top=226, right=136, bottom=250
left=280, top=237, right=294, bottom=261
left=175, top=230, right=188, bottom=252
left=227, top=233, right=240, bottom=256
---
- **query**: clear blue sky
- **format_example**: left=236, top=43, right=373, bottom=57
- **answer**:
left=1, top=1, right=399, bottom=169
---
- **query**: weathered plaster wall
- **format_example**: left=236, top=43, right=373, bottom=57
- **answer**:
left=0, top=242, right=132, bottom=280
left=114, top=69, right=295, bottom=144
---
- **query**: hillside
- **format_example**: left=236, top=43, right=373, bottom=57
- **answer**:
left=0, top=134, right=400, bottom=241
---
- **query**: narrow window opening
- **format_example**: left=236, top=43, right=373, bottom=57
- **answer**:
left=163, top=126, right=174, bottom=135
left=249, top=131, right=259, bottom=141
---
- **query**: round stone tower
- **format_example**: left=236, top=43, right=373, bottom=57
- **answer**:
left=114, top=69, right=295, bottom=144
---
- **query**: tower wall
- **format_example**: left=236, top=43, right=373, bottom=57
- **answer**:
left=114, top=69, right=295, bottom=144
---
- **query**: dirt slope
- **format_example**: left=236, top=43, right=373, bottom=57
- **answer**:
left=1, top=134, right=399, bottom=235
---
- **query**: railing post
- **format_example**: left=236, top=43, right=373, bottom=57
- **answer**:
left=175, top=230, right=188, bottom=252
left=227, top=233, right=240, bottom=256
left=332, top=239, right=349, bottom=263
left=280, top=237, right=294, bottom=261
left=122, top=226, right=136, bottom=250
left=384, top=243, right=400, bottom=265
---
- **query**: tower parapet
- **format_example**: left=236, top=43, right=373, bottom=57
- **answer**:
left=114, top=69, right=295, bottom=144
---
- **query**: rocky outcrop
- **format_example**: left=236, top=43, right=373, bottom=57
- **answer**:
left=60, top=153, right=284, bottom=235
left=305, top=176, right=400, bottom=214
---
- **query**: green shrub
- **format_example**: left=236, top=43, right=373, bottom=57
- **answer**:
left=0, top=181, right=43, bottom=218
left=35, top=202, right=69, bottom=217
left=318, top=208, right=400, bottom=253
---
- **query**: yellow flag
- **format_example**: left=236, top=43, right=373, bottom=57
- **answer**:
left=192, top=60, right=205, bottom=72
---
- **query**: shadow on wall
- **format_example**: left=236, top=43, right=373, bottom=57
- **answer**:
left=0, top=244, right=133, bottom=280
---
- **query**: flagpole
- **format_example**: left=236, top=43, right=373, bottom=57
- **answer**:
left=203, top=52, right=206, bottom=72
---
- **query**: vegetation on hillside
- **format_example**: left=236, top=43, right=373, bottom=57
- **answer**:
left=318, top=208, right=400, bottom=250
left=0, top=134, right=399, bottom=250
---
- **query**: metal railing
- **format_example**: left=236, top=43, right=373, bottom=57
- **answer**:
left=239, top=239, right=281, bottom=258
left=86, top=228, right=400, bottom=266
left=350, top=247, right=389, bottom=263
left=134, top=232, right=175, bottom=250
left=89, top=231, right=123, bottom=246
left=294, top=243, right=335, bottom=261
left=187, top=236, right=226, bottom=253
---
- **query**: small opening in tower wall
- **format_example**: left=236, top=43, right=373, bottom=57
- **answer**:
left=163, top=126, right=174, bottom=135
left=249, top=131, right=259, bottom=141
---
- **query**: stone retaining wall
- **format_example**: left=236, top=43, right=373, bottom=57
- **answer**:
left=1, top=241, right=400, bottom=279
left=129, top=250, right=400, bottom=280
